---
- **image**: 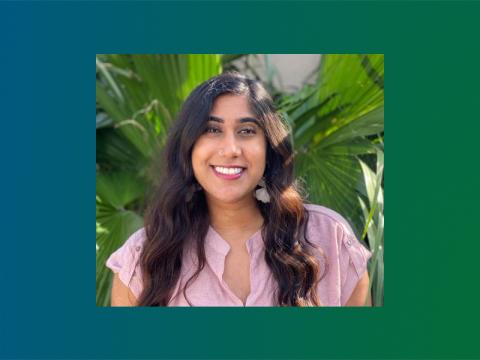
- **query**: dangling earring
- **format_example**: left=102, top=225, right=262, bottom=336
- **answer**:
left=255, top=178, right=270, bottom=203
left=186, top=183, right=202, bottom=202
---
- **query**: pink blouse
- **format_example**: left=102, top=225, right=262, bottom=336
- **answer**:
left=106, top=204, right=372, bottom=306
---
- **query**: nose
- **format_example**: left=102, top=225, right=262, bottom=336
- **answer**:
left=219, top=133, right=242, bottom=158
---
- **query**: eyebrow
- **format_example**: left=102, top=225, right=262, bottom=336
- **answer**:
left=208, top=115, right=260, bottom=126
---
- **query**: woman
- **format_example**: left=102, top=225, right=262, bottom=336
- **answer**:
left=106, top=72, right=372, bottom=306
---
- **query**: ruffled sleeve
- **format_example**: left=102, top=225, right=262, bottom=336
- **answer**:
left=303, top=204, right=373, bottom=306
left=105, top=227, right=146, bottom=299
left=338, top=226, right=372, bottom=306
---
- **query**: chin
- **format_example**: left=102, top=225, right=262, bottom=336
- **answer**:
left=208, top=191, right=253, bottom=205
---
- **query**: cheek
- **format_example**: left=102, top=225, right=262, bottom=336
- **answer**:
left=247, top=141, right=267, bottom=174
left=191, top=145, right=202, bottom=176
left=192, top=140, right=212, bottom=173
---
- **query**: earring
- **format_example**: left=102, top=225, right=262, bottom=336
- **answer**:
left=255, top=178, right=270, bottom=203
left=186, top=183, right=202, bottom=202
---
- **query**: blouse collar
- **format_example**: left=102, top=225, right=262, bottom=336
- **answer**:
left=204, top=225, right=264, bottom=281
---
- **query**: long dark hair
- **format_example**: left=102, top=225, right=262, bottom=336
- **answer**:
left=138, top=72, right=325, bottom=306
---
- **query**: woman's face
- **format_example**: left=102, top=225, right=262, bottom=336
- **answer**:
left=192, top=94, right=267, bottom=205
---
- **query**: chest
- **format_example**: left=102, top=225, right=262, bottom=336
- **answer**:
left=222, top=246, right=251, bottom=305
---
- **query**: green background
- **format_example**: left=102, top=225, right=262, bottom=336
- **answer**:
left=1, top=1, right=479, bottom=358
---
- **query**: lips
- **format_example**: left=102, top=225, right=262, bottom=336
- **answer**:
left=210, top=165, right=246, bottom=180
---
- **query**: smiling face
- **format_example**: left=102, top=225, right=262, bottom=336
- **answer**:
left=191, top=94, right=267, bottom=205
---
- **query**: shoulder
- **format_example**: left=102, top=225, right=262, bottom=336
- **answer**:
left=303, top=203, right=372, bottom=306
left=123, top=227, right=147, bottom=250
left=106, top=227, right=146, bottom=264
left=105, top=227, right=146, bottom=299
left=303, top=203, right=357, bottom=245
left=109, top=227, right=147, bottom=261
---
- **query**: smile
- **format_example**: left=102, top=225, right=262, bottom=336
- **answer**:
left=211, top=165, right=246, bottom=180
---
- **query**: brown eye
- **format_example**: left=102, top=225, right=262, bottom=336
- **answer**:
left=239, top=128, right=256, bottom=135
left=205, top=126, right=220, bottom=134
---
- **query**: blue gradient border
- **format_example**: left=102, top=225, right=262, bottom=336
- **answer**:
left=1, top=1, right=480, bottom=359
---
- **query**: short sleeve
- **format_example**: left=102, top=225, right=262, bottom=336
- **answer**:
left=105, top=227, right=145, bottom=299
left=339, top=227, right=372, bottom=306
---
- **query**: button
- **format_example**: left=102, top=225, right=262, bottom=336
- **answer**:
left=135, top=246, right=141, bottom=252
left=346, top=239, right=352, bottom=247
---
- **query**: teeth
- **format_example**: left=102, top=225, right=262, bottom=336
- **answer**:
left=214, top=166, right=243, bottom=175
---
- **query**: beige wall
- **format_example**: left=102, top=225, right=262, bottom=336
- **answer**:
left=233, top=54, right=321, bottom=93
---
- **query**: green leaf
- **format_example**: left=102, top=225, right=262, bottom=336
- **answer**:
left=316, top=54, right=384, bottom=123
left=294, top=105, right=348, bottom=148
left=130, top=54, right=222, bottom=119
left=316, top=106, right=384, bottom=149
left=318, top=138, right=378, bottom=156
left=97, top=54, right=222, bottom=160
left=96, top=127, right=147, bottom=172
left=358, top=147, right=384, bottom=306
left=96, top=171, right=146, bottom=210
left=96, top=209, right=143, bottom=307
left=96, top=112, right=113, bottom=129
left=296, top=148, right=364, bottom=237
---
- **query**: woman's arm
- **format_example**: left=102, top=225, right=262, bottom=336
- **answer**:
left=345, top=271, right=372, bottom=306
left=110, top=273, right=138, bottom=306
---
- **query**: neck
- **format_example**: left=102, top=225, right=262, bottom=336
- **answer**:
left=206, top=195, right=264, bottom=242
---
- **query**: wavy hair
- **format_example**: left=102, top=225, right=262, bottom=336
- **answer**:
left=138, top=72, right=326, bottom=306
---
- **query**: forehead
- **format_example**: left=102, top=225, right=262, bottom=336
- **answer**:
left=210, top=94, right=254, bottom=119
